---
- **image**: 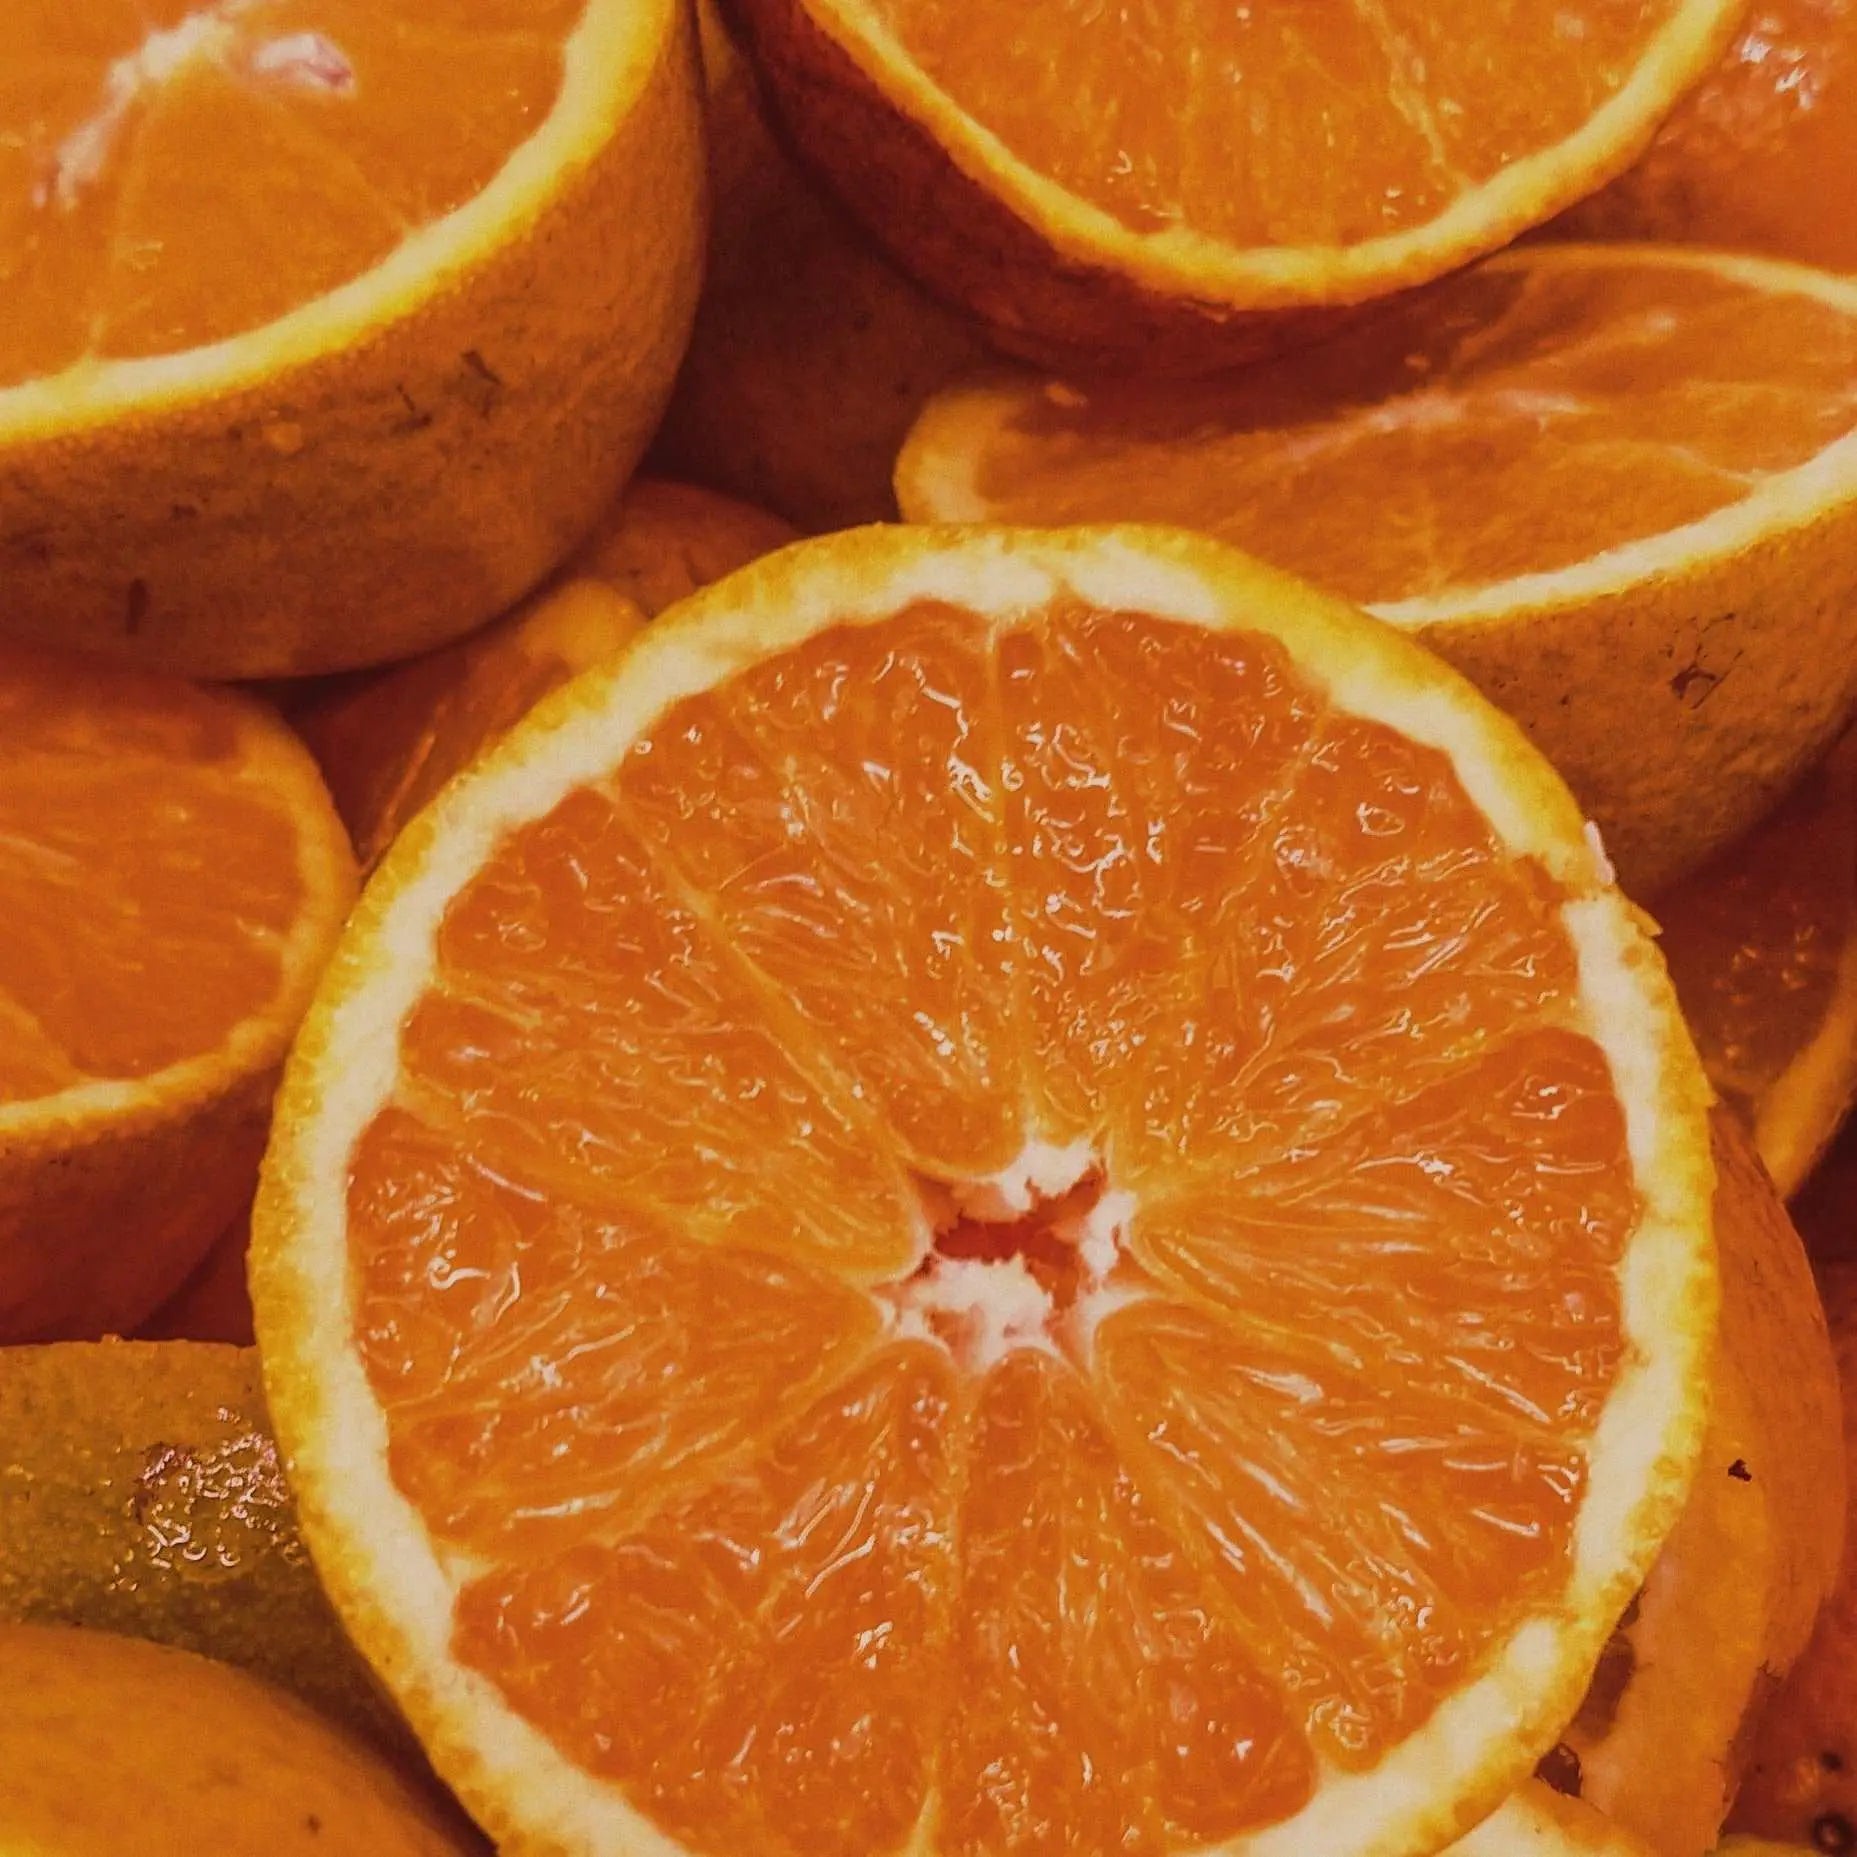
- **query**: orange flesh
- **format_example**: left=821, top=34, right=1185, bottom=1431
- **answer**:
left=956, top=257, right=1857, bottom=606
left=856, top=0, right=1692, bottom=244
left=0, top=644, right=297, bottom=1095
left=0, top=0, right=576, bottom=388
left=1657, top=731, right=1857, bottom=1117
left=351, top=603, right=1637, bottom=1853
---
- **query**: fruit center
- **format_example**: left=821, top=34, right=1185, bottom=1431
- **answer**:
left=882, top=1147, right=1148, bottom=1371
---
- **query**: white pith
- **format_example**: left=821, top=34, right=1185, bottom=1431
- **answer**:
left=880, top=1142, right=1148, bottom=1372
left=258, top=526, right=1715, bottom=1857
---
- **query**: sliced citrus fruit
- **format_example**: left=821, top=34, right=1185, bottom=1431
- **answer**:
left=293, top=478, right=795, bottom=873
left=0, top=1338, right=401, bottom=1754
left=255, top=525, right=1715, bottom=1857
left=0, top=0, right=703, bottom=677
left=1552, top=0, right=1857, bottom=272
left=0, top=644, right=355, bottom=1341
left=1540, top=1113, right=1844, bottom=1857
left=1729, top=1255, right=1857, bottom=1850
left=0, top=1624, right=479, bottom=1854
left=651, top=3, right=989, bottom=529
left=1657, top=730, right=1857, bottom=1196
left=898, top=244, right=1857, bottom=896
left=723, top=0, right=1746, bottom=368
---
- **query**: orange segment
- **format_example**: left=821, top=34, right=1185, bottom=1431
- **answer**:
left=620, top=601, right=1025, bottom=1178
left=254, top=527, right=1715, bottom=1857
left=407, top=786, right=920, bottom=1273
left=454, top=1345, right=960, bottom=1857
left=349, top=1105, right=885, bottom=1558
left=0, top=0, right=565, bottom=386
left=944, top=1350, right=1310, bottom=1855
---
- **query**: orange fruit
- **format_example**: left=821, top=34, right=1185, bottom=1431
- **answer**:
left=0, top=644, right=354, bottom=1341
left=294, top=478, right=795, bottom=872
left=1553, top=0, right=1857, bottom=273
left=0, top=1338, right=403, bottom=1755
left=0, top=1623, right=481, bottom=1854
left=898, top=244, right=1857, bottom=896
left=1540, top=1113, right=1845, bottom=1857
left=255, top=524, right=1715, bottom=1857
left=722, top=0, right=1746, bottom=369
left=0, top=0, right=704, bottom=677
left=1729, top=1256, right=1857, bottom=1850
left=651, top=4, right=990, bottom=529
left=1657, top=729, right=1857, bottom=1197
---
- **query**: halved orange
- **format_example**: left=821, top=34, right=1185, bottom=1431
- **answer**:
left=723, top=0, right=1747, bottom=367
left=255, top=526, right=1715, bottom=1856
left=293, top=478, right=796, bottom=872
left=0, top=0, right=704, bottom=676
left=1552, top=0, right=1857, bottom=272
left=1657, top=730, right=1857, bottom=1196
left=1, top=643, right=354, bottom=1340
left=898, top=244, right=1857, bottom=896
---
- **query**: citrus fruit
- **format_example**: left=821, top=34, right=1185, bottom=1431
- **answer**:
left=0, top=644, right=355, bottom=1342
left=0, top=1623, right=480, bottom=1854
left=1538, top=1113, right=1845, bottom=1857
left=1656, top=729, right=1857, bottom=1197
left=651, top=6, right=989, bottom=529
left=0, top=0, right=704, bottom=678
left=1729, top=1256, right=1857, bottom=1851
left=897, top=244, right=1857, bottom=896
left=568, top=477, right=799, bottom=618
left=721, top=0, right=1747, bottom=369
left=254, top=524, right=1715, bottom=1857
left=294, top=478, right=794, bottom=873
left=0, top=1339, right=397, bottom=1753
left=1552, top=0, right=1857, bottom=272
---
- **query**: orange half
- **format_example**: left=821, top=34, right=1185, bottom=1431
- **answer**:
left=255, top=526, right=1715, bottom=1857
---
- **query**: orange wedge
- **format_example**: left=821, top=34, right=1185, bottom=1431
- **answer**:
left=724, top=0, right=1747, bottom=367
left=899, top=244, right=1857, bottom=895
left=255, top=524, right=1715, bottom=1857
left=0, top=644, right=354, bottom=1340
left=1554, top=0, right=1857, bottom=272
left=1658, top=730, right=1857, bottom=1196
left=0, top=0, right=703, bottom=677
left=293, top=479, right=795, bottom=872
